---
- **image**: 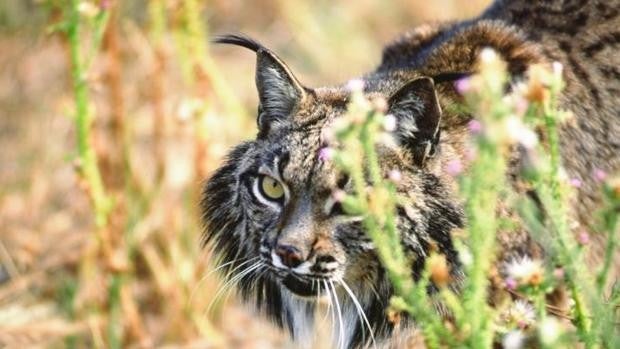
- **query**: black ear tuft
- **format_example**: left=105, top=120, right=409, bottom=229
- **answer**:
left=388, top=77, right=442, bottom=166
left=212, top=34, right=265, bottom=52
left=213, top=34, right=306, bottom=135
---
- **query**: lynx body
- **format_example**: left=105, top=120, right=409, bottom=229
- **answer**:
left=202, top=1, right=619, bottom=347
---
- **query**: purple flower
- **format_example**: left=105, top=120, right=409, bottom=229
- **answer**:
left=318, top=147, right=334, bottom=162
left=505, top=278, right=517, bottom=290
left=455, top=77, right=472, bottom=94
left=445, top=159, right=463, bottom=177
left=577, top=231, right=590, bottom=245
left=569, top=178, right=582, bottom=188
left=593, top=168, right=607, bottom=182
left=467, top=119, right=483, bottom=135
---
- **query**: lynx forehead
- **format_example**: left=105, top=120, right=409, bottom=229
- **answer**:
left=202, top=0, right=619, bottom=347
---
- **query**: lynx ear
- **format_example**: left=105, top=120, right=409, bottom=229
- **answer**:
left=212, top=34, right=305, bottom=134
left=255, top=50, right=305, bottom=128
left=388, top=77, right=442, bottom=166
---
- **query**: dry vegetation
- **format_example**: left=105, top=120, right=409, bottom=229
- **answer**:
left=0, top=1, right=492, bottom=348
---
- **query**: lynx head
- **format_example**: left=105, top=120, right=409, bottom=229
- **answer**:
left=201, top=35, right=464, bottom=348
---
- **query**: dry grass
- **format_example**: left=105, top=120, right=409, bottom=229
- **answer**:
left=0, top=1, right=493, bottom=348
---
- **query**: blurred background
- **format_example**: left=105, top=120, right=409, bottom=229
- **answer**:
left=0, top=1, right=489, bottom=348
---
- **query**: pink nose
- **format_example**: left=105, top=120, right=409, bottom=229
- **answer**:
left=275, top=244, right=303, bottom=268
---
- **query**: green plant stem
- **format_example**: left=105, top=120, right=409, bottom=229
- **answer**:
left=542, top=95, right=594, bottom=347
left=345, top=111, right=452, bottom=348
left=463, top=138, right=503, bottom=349
left=107, top=274, right=123, bottom=349
left=597, top=207, right=619, bottom=292
left=67, top=0, right=110, bottom=228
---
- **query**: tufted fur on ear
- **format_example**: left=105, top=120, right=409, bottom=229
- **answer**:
left=388, top=77, right=442, bottom=166
left=212, top=34, right=306, bottom=135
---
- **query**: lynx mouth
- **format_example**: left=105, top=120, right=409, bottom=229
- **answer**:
left=281, top=274, right=323, bottom=298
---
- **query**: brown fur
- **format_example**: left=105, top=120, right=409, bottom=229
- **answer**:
left=203, top=1, right=619, bottom=347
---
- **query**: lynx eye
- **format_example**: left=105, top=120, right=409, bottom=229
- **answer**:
left=258, top=175, right=285, bottom=202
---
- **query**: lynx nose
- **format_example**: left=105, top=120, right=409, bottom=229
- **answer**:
left=275, top=244, right=303, bottom=268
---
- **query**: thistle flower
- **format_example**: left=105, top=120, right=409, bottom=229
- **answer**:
left=505, top=116, right=538, bottom=149
left=383, top=114, right=397, bottom=132
left=346, top=79, right=365, bottom=92
left=503, top=300, right=536, bottom=329
left=388, top=169, right=402, bottom=183
left=539, top=317, right=561, bottom=346
left=505, top=256, right=544, bottom=286
left=480, top=47, right=499, bottom=64
left=78, top=1, right=99, bottom=17
left=478, top=48, right=506, bottom=93
left=503, top=330, right=525, bottom=349
left=371, top=96, right=388, bottom=113
left=522, top=64, right=549, bottom=103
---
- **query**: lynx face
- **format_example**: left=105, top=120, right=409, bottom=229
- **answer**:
left=201, top=35, right=464, bottom=347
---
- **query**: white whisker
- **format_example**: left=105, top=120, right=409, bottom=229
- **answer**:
left=189, top=257, right=258, bottom=307
left=339, top=278, right=377, bottom=349
left=206, top=261, right=264, bottom=314
left=330, top=280, right=346, bottom=349
left=323, top=280, right=337, bottom=341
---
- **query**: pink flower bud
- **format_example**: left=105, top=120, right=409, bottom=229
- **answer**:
left=593, top=168, right=607, bottom=182
left=577, top=231, right=590, bottom=245
left=514, top=96, right=529, bottom=116
left=318, top=147, right=334, bottom=162
left=569, top=178, right=582, bottom=188
left=505, top=278, right=517, bottom=290
left=467, top=119, right=483, bottom=135
left=445, top=159, right=463, bottom=177
left=388, top=169, right=402, bottom=183
left=332, top=189, right=346, bottom=202
left=455, top=78, right=472, bottom=94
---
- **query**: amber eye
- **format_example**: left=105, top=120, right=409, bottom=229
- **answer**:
left=259, top=175, right=285, bottom=202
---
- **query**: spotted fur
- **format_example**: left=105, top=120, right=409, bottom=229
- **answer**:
left=202, top=1, right=619, bottom=348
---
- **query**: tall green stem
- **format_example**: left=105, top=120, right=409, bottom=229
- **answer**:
left=67, top=0, right=110, bottom=228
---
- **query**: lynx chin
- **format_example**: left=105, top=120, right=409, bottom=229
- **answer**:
left=201, top=0, right=619, bottom=348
